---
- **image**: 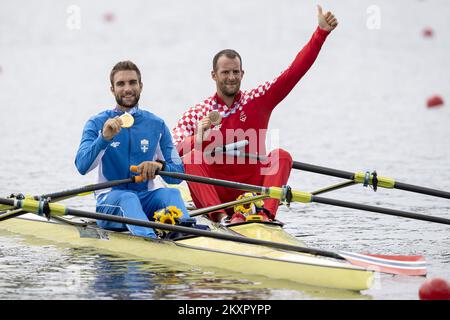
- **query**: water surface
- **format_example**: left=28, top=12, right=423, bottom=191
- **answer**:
left=0, top=0, right=449, bottom=300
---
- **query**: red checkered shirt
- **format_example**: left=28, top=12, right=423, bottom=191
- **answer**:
left=172, top=27, right=330, bottom=157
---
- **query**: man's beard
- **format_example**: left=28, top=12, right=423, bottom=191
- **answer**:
left=221, top=82, right=240, bottom=97
left=115, top=93, right=140, bottom=109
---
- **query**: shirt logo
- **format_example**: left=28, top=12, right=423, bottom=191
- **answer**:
left=239, top=111, right=247, bottom=122
left=110, top=142, right=120, bottom=148
left=140, top=139, right=149, bottom=153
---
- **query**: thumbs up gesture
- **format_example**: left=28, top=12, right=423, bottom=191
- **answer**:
left=317, top=5, right=338, bottom=32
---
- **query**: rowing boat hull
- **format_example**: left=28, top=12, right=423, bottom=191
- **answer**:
left=0, top=214, right=373, bottom=291
left=225, top=221, right=306, bottom=246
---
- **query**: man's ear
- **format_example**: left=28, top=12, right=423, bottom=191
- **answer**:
left=110, top=85, right=114, bottom=94
left=140, top=82, right=144, bottom=90
left=211, top=70, right=217, bottom=81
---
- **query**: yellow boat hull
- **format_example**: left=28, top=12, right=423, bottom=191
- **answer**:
left=0, top=214, right=373, bottom=291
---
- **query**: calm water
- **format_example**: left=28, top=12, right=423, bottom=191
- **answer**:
left=0, top=0, right=449, bottom=300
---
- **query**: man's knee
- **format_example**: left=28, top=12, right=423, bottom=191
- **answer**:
left=157, top=188, right=183, bottom=203
left=117, top=191, right=140, bottom=203
left=261, top=149, right=292, bottom=176
left=272, top=148, right=293, bottom=164
left=165, top=187, right=182, bottom=196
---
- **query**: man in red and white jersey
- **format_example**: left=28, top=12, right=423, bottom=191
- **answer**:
left=172, top=6, right=338, bottom=223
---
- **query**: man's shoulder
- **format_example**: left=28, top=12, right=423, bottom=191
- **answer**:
left=87, top=109, right=113, bottom=123
left=188, top=95, right=216, bottom=112
left=138, top=109, right=167, bottom=125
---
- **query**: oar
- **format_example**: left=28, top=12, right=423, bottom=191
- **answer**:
left=129, top=166, right=450, bottom=226
left=0, top=196, right=427, bottom=275
left=0, top=196, right=347, bottom=259
left=226, top=150, right=450, bottom=200
left=36, top=176, right=143, bottom=201
left=190, top=182, right=354, bottom=217
left=292, top=161, right=450, bottom=199
left=0, top=176, right=143, bottom=221
left=189, top=182, right=354, bottom=217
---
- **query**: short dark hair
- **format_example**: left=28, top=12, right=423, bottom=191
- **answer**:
left=212, top=49, right=242, bottom=72
left=110, top=60, right=142, bottom=86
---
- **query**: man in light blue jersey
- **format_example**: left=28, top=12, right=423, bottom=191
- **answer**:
left=75, top=61, right=192, bottom=238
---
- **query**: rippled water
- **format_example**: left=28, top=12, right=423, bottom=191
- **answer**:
left=1, top=0, right=449, bottom=300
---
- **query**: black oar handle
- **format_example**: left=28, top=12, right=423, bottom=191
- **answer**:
left=313, top=196, right=450, bottom=225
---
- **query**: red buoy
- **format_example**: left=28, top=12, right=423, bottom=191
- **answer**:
left=419, top=278, right=450, bottom=300
left=423, top=27, right=434, bottom=38
left=103, top=13, right=115, bottom=23
left=427, top=95, right=444, bottom=108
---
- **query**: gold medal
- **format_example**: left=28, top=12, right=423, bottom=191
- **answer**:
left=119, top=112, right=134, bottom=128
left=208, top=110, right=222, bottom=126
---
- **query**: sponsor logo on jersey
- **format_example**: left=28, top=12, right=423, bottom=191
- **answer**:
left=239, top=111, right=247, bottom=122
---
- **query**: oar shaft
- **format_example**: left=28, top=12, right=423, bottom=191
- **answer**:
left=0, top=176, right=143, bottom=221
left=156, top=169, right=449, bottom=225
left=157, top=170, right=265, bottom=194
left=237, top=155, right=450, bottom=200
left=313, top=196, right=450, bottom=225
left=293, top=161, right=450, bottom=200
left=0, top=196, right=343, bottom=260
left=239, top=154, right=357, bottom=181
left=292, top=161, right=355, bottom=180
left=39, top=177, right=140, bottom=201
left=394, top=181, right=450, bottom=200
